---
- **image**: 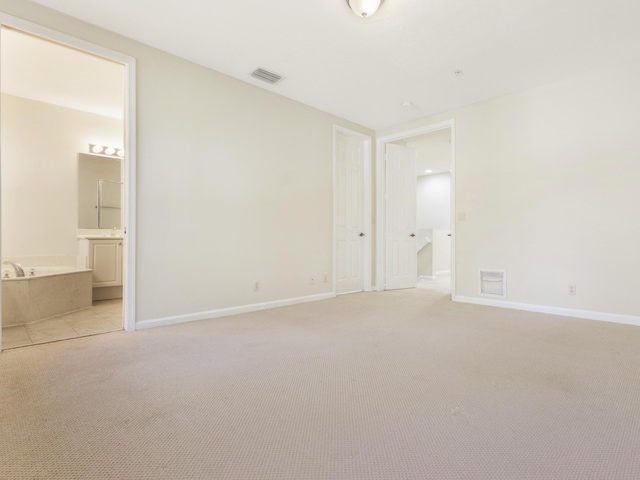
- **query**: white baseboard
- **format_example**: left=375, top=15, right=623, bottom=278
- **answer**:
left=453, top=295, right=640, bottom=327
left=418, top=272, right=450, bottom=282
left=135, top=292, right=336, bottom=330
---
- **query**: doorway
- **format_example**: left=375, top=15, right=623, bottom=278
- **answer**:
left=0, top=15, right=137, bottom=351
left=375, top=120, right=455, bottom=296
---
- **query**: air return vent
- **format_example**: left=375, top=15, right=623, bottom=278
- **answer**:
left=479, top=269, right=506, bottom=298
left=250, top=68, right=283, bottom=84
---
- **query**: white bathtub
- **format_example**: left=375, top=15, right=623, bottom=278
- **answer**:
left=2, top=266, right=93, bottom=327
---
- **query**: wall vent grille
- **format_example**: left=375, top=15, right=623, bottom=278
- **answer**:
left=479, top=269, right=506, bottom=298
left=251, top=68, right=283, bottom=84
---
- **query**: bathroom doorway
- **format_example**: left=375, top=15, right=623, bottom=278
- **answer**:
left=0, top=16, right=136, bottom=350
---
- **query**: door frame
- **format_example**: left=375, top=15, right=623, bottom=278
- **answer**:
left=0, top=14, right=137, bottom=351
left=375, top=119, right=456, bottom=295
left=333, top=125, right=372, bottom=294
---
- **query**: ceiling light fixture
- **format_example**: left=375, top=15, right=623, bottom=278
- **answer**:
left=346, top=0, right=384, bottom=18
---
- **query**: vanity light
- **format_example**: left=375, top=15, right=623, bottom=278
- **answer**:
left=89, top=144, right=124, bottom=158
left=346, top=0, right=384, bottom=18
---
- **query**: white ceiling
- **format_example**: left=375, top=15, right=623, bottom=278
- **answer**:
left=0, top=28, right=124, bottom=118
left=24, top=0, right=640, bottom=129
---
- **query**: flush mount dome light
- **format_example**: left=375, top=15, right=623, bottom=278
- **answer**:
left=347, top=0, right=384, bottom=18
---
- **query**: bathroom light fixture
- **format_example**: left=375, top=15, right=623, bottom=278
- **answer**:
left=346, top=0, right=384, bottom=18
left=89, top=144, right=124, bottom=158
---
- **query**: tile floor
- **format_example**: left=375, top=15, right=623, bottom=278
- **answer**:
left=2, top=298, right=122, bottom=350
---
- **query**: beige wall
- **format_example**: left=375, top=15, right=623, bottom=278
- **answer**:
left=380, top=60, right=640, bottom=317
left=1, top=94, right=122, bottom=257
left=0, top=0, right=373, bottom=323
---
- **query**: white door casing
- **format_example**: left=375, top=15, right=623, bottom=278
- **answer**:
left=0, top=14, right=137, bottom=351
left=334, top=126, right=372, bottom=294
left=375, top=120, right=456, bottom=296
left=385, top=143, right=417, bottom=290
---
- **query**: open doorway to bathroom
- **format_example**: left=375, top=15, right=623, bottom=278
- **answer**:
left=0, top=23, right=132, bottom=350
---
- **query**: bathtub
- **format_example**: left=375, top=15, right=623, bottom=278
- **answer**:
left=2, top=266, right=93, bottom=327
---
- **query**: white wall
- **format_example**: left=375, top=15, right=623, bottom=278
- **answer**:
left=1, top=94, right=122, bottom=257
left=416, top=173, right=450, bottom=230
left=0, top=0, right=373, bottom=324
left=379, top=60, right=640, bottom=318
left=406, top=129, right=451, bottom=177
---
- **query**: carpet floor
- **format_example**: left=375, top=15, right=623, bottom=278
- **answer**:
left=1, top=288, right=639, bottom=479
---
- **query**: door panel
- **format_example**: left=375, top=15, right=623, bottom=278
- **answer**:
left=336, top=132, right=365, bottom=294
left=385, top=143, right=417, bottom=290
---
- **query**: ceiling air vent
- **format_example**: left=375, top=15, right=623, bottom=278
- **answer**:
left=251, top=68, right=283, bottom=85
left=479, top=269, right=506, bottom=298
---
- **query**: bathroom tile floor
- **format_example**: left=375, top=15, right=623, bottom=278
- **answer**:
left=2, top=299, right=122, bottom=350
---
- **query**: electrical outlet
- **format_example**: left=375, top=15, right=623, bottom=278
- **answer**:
left=457, top=212, right=466, bottom=221
left=568, top=284, right=576, bottom=295
left=310, top=276, right=316, bottom=285
left=254, top=281, right=260, bottom=292
left=323, top=274, right=328, bottom=283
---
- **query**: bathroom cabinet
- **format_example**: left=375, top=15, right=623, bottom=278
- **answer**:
left=79, top=238, right=123, bottom=288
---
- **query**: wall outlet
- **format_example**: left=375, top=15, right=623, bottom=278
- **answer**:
left=310, top=276, right=316, bottom=285
left=568, top=284, right=576, bottom=295
left=323, top=274, right=328, bottom=283
left=253, top=281, right=260, bottom=292
left=457, top=212, right=466, bottom=221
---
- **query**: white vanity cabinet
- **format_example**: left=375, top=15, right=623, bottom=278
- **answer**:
left=79, top=237, right=123, bottom=287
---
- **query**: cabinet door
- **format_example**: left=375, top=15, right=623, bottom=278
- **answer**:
left=90, top=241, right=123, bottom=287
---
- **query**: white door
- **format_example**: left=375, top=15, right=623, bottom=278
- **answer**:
left=336, top=131, right=365, bottom=294
left=385, top=143, right=417, bottom=290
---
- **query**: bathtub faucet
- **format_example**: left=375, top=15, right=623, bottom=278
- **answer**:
left=3, top=261, right=25, bottom=278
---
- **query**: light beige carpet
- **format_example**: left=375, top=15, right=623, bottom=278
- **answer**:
left=1, top=288, right=640, bottom=479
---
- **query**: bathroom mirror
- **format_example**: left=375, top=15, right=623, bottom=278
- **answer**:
left=77, top=153, right=122, bottom=229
